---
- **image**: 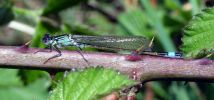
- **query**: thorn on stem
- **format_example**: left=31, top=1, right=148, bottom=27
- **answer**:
left=15, top=41, right=31, bottom=53
left=125, top=51, right=142, bottom=61
left=199, top=58, right=213, bottom=65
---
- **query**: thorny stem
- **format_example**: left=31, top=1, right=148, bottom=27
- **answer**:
left=0, top=46, right=214, bottom=83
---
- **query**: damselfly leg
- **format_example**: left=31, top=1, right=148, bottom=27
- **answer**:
left=34, top=43, right=62, bottom=64
left=34, top=45, right=53, bottom=54
left=75, top=46, right=89, bottom=64
left=34, top=45, right=58, bottom=64
left=35, top=45, right=89, bottom=64
left=43, top=45, right=62, bottom=64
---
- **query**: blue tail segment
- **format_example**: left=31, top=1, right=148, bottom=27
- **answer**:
left=157, top=52, right=182, bottom=58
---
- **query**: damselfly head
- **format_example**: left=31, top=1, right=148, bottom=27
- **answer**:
left=42, top=33, right=52, bottom=45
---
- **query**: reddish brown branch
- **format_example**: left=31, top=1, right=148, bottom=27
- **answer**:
left=0, top=46, right=214, bottom=83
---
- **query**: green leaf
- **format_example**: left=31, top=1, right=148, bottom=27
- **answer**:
left=0, top=87, right=47, bottom=100
left=85, top=12, right=115, bottom=35
left=43, top=0, right=88, bottom=15
left=169, top=82, right=190, bottom=100
left=164, top=0, right=182, bottom=10
left=140, top=0, right=176, bottom=51
left=30, top=21, right=59, bottom=47
left=114, top=25, right=130, bottom=36
left=200, top=84, right=214, bottom=100
left=181, top=8, right=214, bottom=58
left=189, top=0, right=202, bottom=15
left=50, top=67, right=135, bottom=100
left=62, top=24, right=97, bottom=35
left=30, top=22, right=47, bottom=47
left=0, top=78, right=49, bottom=100
left=21, top=70, right=50, bottom=85
left=152, top=82, right=170, bottom=100
left=27, top=77, right=51, bottom=95
left=0, top=6, right=14, bottom=26
left=0, top=69, right=22, bottom=86
left=118, top=9, right=153, bottom=37
left=0, top=69, right=49, bottom=100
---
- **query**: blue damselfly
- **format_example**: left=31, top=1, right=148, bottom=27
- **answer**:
left=36, top=33, right=182, bottom=63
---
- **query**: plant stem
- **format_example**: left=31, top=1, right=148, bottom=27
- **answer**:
left=0, top=46, right=214, bottom=83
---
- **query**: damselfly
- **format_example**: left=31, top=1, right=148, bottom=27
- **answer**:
left=36, top=33, right=182, bottom=63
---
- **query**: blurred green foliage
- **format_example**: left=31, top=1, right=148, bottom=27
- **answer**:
left=0, top=0, right=214, bottom=100
left=0, top=0, right=14, bottom=26
left=0, top=69, right=50, bottom=100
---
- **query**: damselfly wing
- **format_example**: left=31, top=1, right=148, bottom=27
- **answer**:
left=71, top=35, right=152, bottom=52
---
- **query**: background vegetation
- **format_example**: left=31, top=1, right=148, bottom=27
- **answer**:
left=0, top=0, right=214, bottom=100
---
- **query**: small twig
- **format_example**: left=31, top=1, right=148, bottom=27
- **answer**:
left=0, top=46, right=214, bottom=83
left=145, top=82, right=154, bottom=100
left=8, top=21, right=35, bottom=35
